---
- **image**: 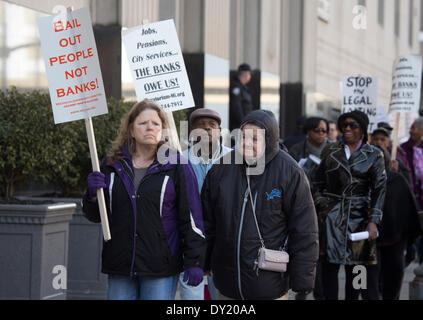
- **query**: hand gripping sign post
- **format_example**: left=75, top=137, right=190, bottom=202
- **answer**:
left=122, top=19, right=196, bottom=151
left=389, top=54, right=422, bottom=160
left=37, top=7, right=111, bottom=241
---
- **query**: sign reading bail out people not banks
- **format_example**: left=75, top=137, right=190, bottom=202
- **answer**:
left=37, top=7, right=111, bottom=241
left=37, top=6, right=108, bottom=124
left=342, top=76, right=378, bottom=133
left=122, top=19, right=195, bottom=112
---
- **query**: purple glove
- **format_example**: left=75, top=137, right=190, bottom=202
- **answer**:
left=87, top=171, right=106, bottom=199
left=183, top=267, right=203, bottom=286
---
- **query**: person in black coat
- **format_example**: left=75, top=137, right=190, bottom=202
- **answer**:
left=202, top=109, right=319, bottom=300
left=229, top=63, right=254, bottom=131
left=374, top=147, right=422, bottom=300
left=313, top=110, right=387, bottom=300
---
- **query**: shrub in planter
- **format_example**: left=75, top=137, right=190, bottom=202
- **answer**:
left=0, top=87, right=135, bottom=198
left=0, top=87, right=78, bottom=199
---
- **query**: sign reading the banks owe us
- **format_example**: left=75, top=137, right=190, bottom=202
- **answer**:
left=123, top=19, right=194, bottom=111
left=342, top=76, right=378, bottom=133
left=37, top=6, right=108, bottom=124
left=390, top=54, right=422, bottom=114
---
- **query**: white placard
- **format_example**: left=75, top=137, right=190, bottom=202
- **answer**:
left=342, top=76, right=378, bottom=133
left=376, top=106, right=390, bottom=125
left=349, top=231, right=379, bottom=242
left=390, top=54, right=422, bottom=114
left=37, top=7, right=108, bottom=124
left=122, top=19, right=195, bottom=112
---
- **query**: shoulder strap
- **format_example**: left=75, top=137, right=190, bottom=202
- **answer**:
left=247, top=174, right=265, bottom=248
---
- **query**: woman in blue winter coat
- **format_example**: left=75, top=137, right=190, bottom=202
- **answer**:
left=82, top=99, right=206, bottom=300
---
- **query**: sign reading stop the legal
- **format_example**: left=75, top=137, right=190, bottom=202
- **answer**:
left=37, top=6, right=108, bottom=124
left=37, top=7, right=111, bottom=241
left=342, top=76, right=378, bottom=133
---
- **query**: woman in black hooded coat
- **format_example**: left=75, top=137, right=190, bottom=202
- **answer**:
left=202, top=110, right=319, bottom=300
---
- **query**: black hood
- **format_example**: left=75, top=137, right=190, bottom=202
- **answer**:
left=240, top=109, right=280, bottom=165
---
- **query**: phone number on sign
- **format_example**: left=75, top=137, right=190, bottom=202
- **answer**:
left=162, top=100, right=183, bottom=109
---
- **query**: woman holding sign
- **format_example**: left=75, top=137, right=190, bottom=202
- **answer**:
left=82, top=99, right=206, bottom=300
left=313, top=110, right=387, bottom=300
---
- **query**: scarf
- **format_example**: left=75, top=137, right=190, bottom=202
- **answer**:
left=413, top=146, right=423, bottom=189
left=306, top=138, right=327, bottom=158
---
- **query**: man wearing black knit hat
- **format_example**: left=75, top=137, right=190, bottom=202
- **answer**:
left=313, top=109, right=387, bottom=300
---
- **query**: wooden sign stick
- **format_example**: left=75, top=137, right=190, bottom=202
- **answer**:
left=85, top=117, right=112, bottom=241
left=391, top=113, right=401, bottom=160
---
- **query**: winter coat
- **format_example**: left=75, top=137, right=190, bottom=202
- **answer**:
left=400, top=139, right=423, bottom=209
left=313, top=141, right=387, bottom=265
left=202, top=110, right=319, bottom=300
left=82, top=144, right=206, bottom=277
left=289, top=138, right=331, bottom=187
left=378, top=169, right=422, bottom=247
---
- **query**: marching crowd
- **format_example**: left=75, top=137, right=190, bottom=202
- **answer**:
left=82, top=64, right=423, bottom=300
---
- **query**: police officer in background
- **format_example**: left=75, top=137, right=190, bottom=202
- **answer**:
left=229, top=63, right=254, bottom=131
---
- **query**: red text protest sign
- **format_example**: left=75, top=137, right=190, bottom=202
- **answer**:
left=37, top=7, right=107, bottom=124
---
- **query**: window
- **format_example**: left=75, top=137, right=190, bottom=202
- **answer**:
left=378, top=0, right=384, bottom=26
left=409, top=0, right=414, bottom=46
left=395, top=0, right=400, bottom=37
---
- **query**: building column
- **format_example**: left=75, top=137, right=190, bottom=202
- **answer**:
left=279, top=0, right=307, bottom=138
left=90, top=0, right=122, bottom=99
left=171, top=0, right=230, bottom=130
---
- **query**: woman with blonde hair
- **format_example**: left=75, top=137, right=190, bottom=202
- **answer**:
left=83, top=99, right=206, bottom=300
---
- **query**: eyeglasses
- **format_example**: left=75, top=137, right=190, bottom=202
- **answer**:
left=341, top=122, right=360, bottom=130
left=312, top=129, right=328, bottom=134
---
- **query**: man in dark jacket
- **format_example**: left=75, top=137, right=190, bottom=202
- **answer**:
left=202, top=109, right=319, bottom=300
left=229, top=63, right=254, bottom=131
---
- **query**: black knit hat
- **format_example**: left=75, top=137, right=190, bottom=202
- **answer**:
left=338, top=110, right=369, bottom=143
left=238, top=63, right=252, bottom=72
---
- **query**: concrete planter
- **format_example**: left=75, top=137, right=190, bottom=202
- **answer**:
left=0, top=201, right=75, bottom=300
left=61, top=198, right=107, bottom=300
left=16, top=197, right=108, bottom=300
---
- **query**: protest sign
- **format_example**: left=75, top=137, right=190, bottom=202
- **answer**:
left=37, top=7, right=110, bottom=241
left=122, top=19, right=195, bottom=112
left=389, top=54, right=422, bottom=114
left=342, top=76, right=378, bottom=133
left=37, top=6, right=108, bottom=124
left=389, top=54, right=422, bottom=160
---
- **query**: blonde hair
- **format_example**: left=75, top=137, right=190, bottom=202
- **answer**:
left=108, top=99, right=169, bottom=163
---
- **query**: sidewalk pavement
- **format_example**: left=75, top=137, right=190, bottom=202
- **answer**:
left=288, top=261, right=420, bottom=300
left=176, top=262, right=420, bottom=300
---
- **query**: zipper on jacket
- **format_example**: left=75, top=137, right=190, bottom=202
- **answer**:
left=237, top=188, right=250, bottom=300
left=129, top=171, right=159, bottom=276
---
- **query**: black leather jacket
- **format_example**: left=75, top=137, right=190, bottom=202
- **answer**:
left=313, top=141, right=387, bottom=265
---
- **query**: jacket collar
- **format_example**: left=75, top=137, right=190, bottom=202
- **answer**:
left=328, top=141, right=373, bottom=172
left=402, top=138, right=423, bottom=151
left=108, top=143, right=179, bottom=177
